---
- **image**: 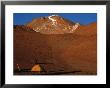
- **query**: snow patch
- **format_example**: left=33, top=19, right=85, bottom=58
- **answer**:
left=70, top=23, right=80, bottom=32
left=48, top=15, right=58, bottom=26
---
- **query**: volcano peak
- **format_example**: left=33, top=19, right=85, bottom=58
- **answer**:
left=26, top=15, right=80, bottom=34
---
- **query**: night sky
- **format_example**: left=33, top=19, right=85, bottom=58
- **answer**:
left=14, top=13, right=97, bottom=25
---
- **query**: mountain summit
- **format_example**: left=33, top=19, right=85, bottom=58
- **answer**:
left=26, top=15, right=80, bottom=34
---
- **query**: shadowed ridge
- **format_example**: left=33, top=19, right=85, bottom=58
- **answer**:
left=14, top=25, right=35, bottom=32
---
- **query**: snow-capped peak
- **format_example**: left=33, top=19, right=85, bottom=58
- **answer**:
left=26, top=15, right=79, bottom=34
left=48, top=15, right=59, bottom=26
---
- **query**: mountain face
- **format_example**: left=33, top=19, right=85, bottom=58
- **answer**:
left=26, top=15, right=80, bottom=34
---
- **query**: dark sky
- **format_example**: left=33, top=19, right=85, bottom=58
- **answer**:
left=14, top=13, right=97, bottom=25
